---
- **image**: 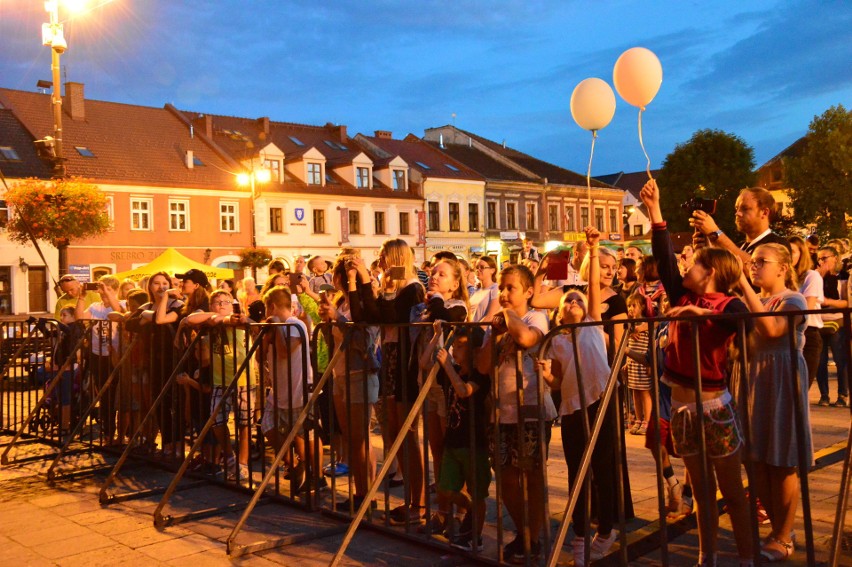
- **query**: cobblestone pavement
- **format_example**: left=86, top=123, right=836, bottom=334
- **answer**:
left=1, top=386, right=850, bottom=566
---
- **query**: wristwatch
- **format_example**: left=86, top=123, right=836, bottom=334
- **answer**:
left=708, top=229, right=723, bottom=242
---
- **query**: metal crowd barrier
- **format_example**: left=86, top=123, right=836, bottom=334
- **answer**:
left=1, top=307, right=850, bottom=567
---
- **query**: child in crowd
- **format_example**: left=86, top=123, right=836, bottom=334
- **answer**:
left=426, top=321, right=490, bottom=552
left=625, top=294, right=652, bottom=435
left=640, top=178, right=754, bottom=567
left=261, top=285, right=315, bottom=491
left=184, top=289, right=252, bottom=482
left=539, top=227, right=619, bottom=566
left=111, top=289, right=149, bottom=445
left=476, top=264, right=556, bottom=564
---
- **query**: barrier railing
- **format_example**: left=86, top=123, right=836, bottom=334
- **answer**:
left=0, top=306, right=849, bottom=566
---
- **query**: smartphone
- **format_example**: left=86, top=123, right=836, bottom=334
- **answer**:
left=545, top=247, right=572, bottom=280
left=233, top=301, right=241, bottom=315
left=84, top=282, right=99, bottom=291
left=388, top=266, right=406, bottom=280
left=288, top=273, right=302, bottom=290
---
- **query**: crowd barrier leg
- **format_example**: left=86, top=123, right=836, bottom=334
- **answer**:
left=546, top=328, right=629, bottom=567
left=98, top=332, right=205, bottom=504
left=513, top=350, right=534, bottom=567
left=829, top=311, right=852, bottom=567
left=225, top=334, right=349, bottom=556
left=1, top=332, right=86, bottom=466
left=328, top=331, right=456, bottom=567
left=153, top=327, right=269, bottom=528
left=736, top=319, right=762, bottom=566
left=45, top=335, right=140, bottom=482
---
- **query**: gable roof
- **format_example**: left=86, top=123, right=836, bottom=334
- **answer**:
left=757, top=136, right=807, bottom=170
left=449, top=127, right=612, bottom=188
left=0, top=88, right=240, bottom=190
left=355, top=134, right=483, bottom=181
left=595, top=170, right=660, bottom=199
left=422, top=140, right=534, bottom=182
left=0, top=108, right=54, bottom=179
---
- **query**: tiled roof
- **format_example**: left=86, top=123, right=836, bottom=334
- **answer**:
left=422, top=141, right=534, bottom=182
left=355, top=134, right=483, bottom=181
left=454, top=127, right=613, bottom=188
left=0, top=109, right=54, bottom=179
left=595, top=170, right=659, bottom=199
left=0, top=88, right=242, bottom=190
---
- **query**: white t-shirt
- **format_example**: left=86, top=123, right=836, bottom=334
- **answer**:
left=265, top=316, right=312, bottom=409
left=799, top=270, right=824, bottom=329
left=549, top=318, right=611, bottom=416
left=485, top=309, right=556, bottom=424
left=86, top=301, right=124, bottom=356
left=470, top=284, right=499, bottom=322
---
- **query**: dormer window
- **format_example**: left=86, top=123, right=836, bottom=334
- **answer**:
left=264, top=159, right=281, bottom=182
left=307, top=162, right=322, bottom=185
left=356, top=167, right=370, bottom=189
left=392, top=170, right=406, bottom=191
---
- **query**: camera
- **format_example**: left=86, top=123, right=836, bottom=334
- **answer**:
left=681, top=197, right=717, bottom=215
left=84, top=282, right=99, bottom=291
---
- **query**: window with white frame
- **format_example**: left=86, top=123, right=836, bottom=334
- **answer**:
left=609, top=208, right=618, bottom=233
left=130, top=197, right=152, bottom=231
left=525, top=202, right=537, bottom=231
left=356, top=167, right=370, bottom=189
left=307, top=162, right=322, bottom=185
left=269, top=207, right=283, bottom=233
left=0, top=199, right=8, bottom=229
left=548, top=204, right=560, bottom=232
left=168, top=199, right=189, bottom=231
left=219, top=201, right=239, bottom=232
left=104, top=196, right=114, bottom=231
left=580, top=206, right=589, bottom=228
left=313, top=209, right=325, bottom=233
left=392, top=169, right=406, bottom=191
left=399, top=211, right=410, bottom=235
left=264, top=159, right=281, bottom=182
left=468, top=203, right=479, bottom=232
left=506, top=202, right=517, bottom=230
left=595, top=207, right=605, bottom=232
left=349, top=210, right=361, bottom=234
left=448, top=203, right=460, bottom=232
left=374, top=211, right=386, bottom=234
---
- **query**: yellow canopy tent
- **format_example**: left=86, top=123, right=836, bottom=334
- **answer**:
left=112, top=248, right=234, bottom=283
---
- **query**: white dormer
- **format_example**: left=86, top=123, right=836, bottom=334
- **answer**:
left=285, top=147, right=327, bottom=186
left=374, top=155, right=409, bottom=191
left=258, top=143, right=285, bottom=182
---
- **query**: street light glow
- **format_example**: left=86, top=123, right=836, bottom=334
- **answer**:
left=236, top=173, right=250, bottom=186
left=254, top=169, right=271, bottom=183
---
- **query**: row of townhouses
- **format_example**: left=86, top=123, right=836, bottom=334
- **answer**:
left=0, top=83, right=629, bottom=315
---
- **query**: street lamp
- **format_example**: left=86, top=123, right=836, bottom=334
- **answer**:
left=42, top=0, right=69, bottom=175
left=237, top=167, right=271, bottom=248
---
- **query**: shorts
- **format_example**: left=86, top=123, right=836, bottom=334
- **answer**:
left=261, top=403, right=306, bottom=436
left=333, top=370, right=379, bottom=405
left=211, top=386, right=253, bottom=428
left=670, top=390, right=742, bottom=459
left=425, top=383, right=447, bottom=419
left=489, top=422, right=550, bottom=470
left=439, top=447, right=491, bottom=500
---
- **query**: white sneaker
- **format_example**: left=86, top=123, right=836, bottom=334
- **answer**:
left=590, top=530, right=618, bottom=560
left=572, top=536, right=587, bottom=567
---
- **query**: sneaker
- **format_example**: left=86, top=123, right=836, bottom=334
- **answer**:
left=680, top=494, right=694, bottom=517
left=756, top=498, right=770, bottom=525
left=817, top=396, right=831, bottom=407
left=385, top=505, right=424, bottom=526
left=572, top=536, right=588, bottom=567
left=628, top=420, right=641, bottom=434
left=458, top=512, right=473, bottom=538
left=635, top=421, right=648, bottom=435
left=323, top=462, right=349, bottom=477
left=450, top=533, right=484, bottom=552
left=503, top=535, right=523, bottom=560
left=418, top=512, right=447, bottom=535
left=590, top=530, right=618, bottom=560
left=510, top=538, right=541, bottom=564
left=832, top=396, right=848, bottom=408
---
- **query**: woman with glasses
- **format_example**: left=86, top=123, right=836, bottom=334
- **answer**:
left=815, top=246, right=849, bottom=407
left=469, top=255, right=500, bottom=323
left=736, top=243, right=811, bottom=562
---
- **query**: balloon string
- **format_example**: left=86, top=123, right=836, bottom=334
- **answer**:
left=638, top=107, right=652, bottom=179
left=587, top=130, right=597, bottom=227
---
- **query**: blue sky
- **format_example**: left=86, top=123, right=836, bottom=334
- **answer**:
left=1, top=0, right=850, bottom=176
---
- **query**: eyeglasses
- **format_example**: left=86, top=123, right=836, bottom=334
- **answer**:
left=750, top=258, right=779, bottom=269
left=475, top=264, right=492, bottom=271
left=817, top=256, right=835, bottom=263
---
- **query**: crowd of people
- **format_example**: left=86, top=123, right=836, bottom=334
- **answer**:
left=40, top=179, right=851, bottom=566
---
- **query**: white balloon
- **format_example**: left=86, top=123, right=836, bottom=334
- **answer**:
left=570, top=78, right=616, bottom=131
left=613, top=47, right=663, bottom=108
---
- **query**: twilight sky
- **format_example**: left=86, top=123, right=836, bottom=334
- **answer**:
left=1, top=0, right=850, bottom=177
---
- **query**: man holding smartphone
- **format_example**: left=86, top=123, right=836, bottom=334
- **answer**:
left=54, top=274, right=101, bottom=319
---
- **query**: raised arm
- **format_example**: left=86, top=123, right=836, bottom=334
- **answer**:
left=585, top=226, right=602, bottom=321
left=641, top=178, right=688, bottom=306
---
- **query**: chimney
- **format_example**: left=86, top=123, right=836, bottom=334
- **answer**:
left=185, top=150, right=194, bottom=169
left=325, top=122, right=347, bottom=142
left=64, top=82, right=85, bottom=121
left=374, top=130, right=393, bottom=139
left=257, top=116, right=269, bottom=134
left=193, top=114, right=212, bottom=138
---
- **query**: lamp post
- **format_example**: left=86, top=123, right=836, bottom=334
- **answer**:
left=42, top=0, right=68, bottom=176
left=237, top=166, right=271, bottom=249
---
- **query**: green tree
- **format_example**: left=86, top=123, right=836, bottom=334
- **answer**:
left=4, top=177, right=110, bottom=275
left=656, top=129, right=756, bottom=234
left=785, top=105, right=852, bottom=238
left=239, top=247, right=272, bottom=279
